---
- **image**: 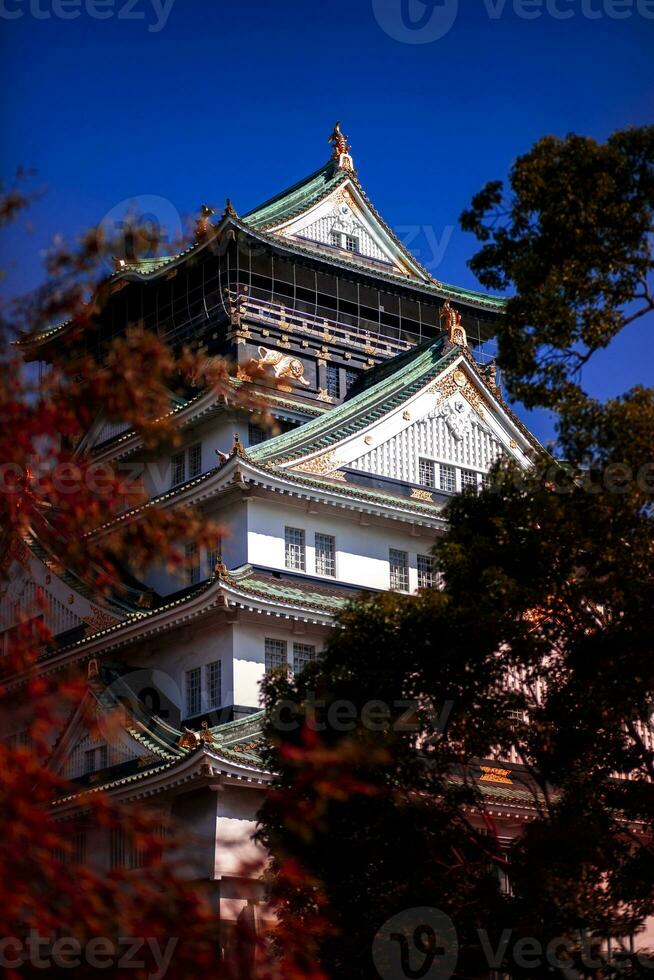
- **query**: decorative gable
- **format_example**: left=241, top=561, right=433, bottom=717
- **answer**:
left=282, top=358, right=534, bottom=483
left=267, top=181, right=428, bottom=280
left=63, top=726, right=139, bottom=779
left=348, top=391, right=504, bottom=484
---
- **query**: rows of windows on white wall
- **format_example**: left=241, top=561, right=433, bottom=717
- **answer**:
left=390, top=550, right=438, bottom=592
left=171, top=443, right=202, bottom=488
left=284, top=526, right=306, bottom=572
left=185, top=660, right=221, bottom=717
left=285, top=527, right=336, bottom=577
left=264, top=638, right=317, bottom=675
left=419, top=458, right=488, bottom=493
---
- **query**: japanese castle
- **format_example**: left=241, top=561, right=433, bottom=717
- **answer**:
left=5, top=125, right=544, bottom=949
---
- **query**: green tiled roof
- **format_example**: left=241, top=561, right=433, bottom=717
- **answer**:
left=250, top=337, right=456, bottom=464
left=243, top=161, right=348, bottom=229
left=225, top=565, right=358, bottom=614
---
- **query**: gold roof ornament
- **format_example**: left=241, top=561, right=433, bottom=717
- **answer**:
left=328, top=121, right=354, bottom=172
left=223, top=197, right=237, bottom=219
left=199, top=720, right=214, bottom=745
left=195, top=203, right=216, bottom=241
left=440, top=300, right=467, bottom=348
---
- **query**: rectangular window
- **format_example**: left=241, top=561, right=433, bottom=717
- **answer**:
left=345, top=235, right=358, bottom=253
left=330, top=231, right=342, bottom=248
left=315, top=533, right=336, bottom=577
left=285, top=526, right=306, bottom=571
left=265, top=638, right=287, bottom=673
left=185, top=667, right=201, bottom=717
left=110, top=827, right=127, bottom=870
left=248, top=423, right=266, bottom=446
left=417, top=554, right=435, bottom=589
left=438, top=463, right=456, bottom=493
left=186, top=543, right=201, bottom=585
left=461, top=468, right=477, bottom=491
left=84, top=745, right=108, bottom=774
left=206, top=544, right=220, bottom=577
left=480, top=472, right=491, bottom=490
left=325, top=364, right=340, bottom=399
left=345, top=369, right=358, bottom=392
left=389, top=548, right=409, bottom=592
left=419, top=458, right=436, bottom=488
left=171, top=451, right=186, bottom=487
left=293, top=643, right=316, bottom=675
left=206, top=660, right=221, bottom=709
left=188, top=443, right=202, bottom=478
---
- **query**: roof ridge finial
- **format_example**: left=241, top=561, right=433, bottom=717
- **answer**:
left=328, top=121, right=354, bottom=172
left=223, top=197, right=237, bottom=219
left=440, top=300, right=467, bottom=348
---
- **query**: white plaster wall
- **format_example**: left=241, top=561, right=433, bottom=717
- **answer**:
left=120, top=619, right=235, bottom=719
left=137, top=414, right=249, bottom=500
left=215, top=785, right=267, bottom=884
left=232, top=620, right=331, bottom=708
left=142, top=498, right=249, bottom=596
left=247, top=498, right=438, bottom=593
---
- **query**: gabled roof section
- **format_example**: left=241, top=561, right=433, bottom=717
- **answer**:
left=248, top=335, right=541, bottom=476
left=243, top=160, right=349, bottom=230
left=249, top=336, right=454, bottom=465
left=243, top=154, right=433, bottom=283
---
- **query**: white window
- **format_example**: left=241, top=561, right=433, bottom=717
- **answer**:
left=315, top=533, right=336, bottom=577
left=461, top=468, right=477, bottom=491
left=325, top=364, right=340, bottom=399
left=188, top=443, right=202, bottom=478
left=84, top=744, right=108, bottom=774
left=171, top=444, right=202, bottom=487
left=417, top=554, right=436, bottom=589
left=438, top=463, right=456, bottom=493
left=171, top=451, right=186, bottom=487
left=206, top=660, right=221, bottom=709
left=285, top=526, right=306, bottom=571
left=345, top=235, right=358, bottom=253
left=206, top=544, right=220, bottom=577
left=330, top=231, right=342, bottom=248
left=185, top=667, right=201, bottom=717
left=480, top=472, right=491, bottom=490
left=265, top=638, right=288, bottom=673
left=186, top=542, right=201, bottom=585
left=293, top=643, right=316, bottom=675
left=389, top=548, right=409, bottom=592
left=419, top=458, right=435, bottom=488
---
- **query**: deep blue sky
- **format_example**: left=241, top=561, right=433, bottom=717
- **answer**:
left=1, top=0, right=652, bottom=442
